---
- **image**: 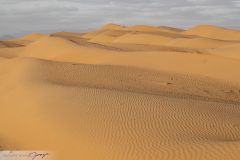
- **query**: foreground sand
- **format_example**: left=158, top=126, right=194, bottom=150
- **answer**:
left=0, top=24, right=240, bottom=160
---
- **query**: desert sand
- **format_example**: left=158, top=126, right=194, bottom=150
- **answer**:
left=0, top=24, right=240, bottom=160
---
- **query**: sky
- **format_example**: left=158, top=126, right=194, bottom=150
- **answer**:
left=0, top=0, right=240, bottom=37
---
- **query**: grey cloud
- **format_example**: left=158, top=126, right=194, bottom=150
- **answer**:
left=0, top=0, right=239, bottom=37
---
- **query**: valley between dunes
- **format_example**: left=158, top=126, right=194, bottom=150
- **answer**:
left=1, top=24, right=240, bottom=160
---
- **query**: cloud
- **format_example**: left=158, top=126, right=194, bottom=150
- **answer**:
left=0, top=0, right=239, bottom=36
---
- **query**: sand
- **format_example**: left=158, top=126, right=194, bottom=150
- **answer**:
left=0, top=24, right=240, bottom=160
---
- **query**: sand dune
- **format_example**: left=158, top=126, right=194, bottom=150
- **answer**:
left=51, top=32, right=126, bottom=51
left=51, top=32, right=204, bottom=53
left=22, top=36, right=81, bottom=58
left=95, top=42, right=206, bottom=53
left=82, top=30, right=107, bottom=39
left=184, top=25, right=240, bottom=41
left=124, top=25, right=184, bottom=33
left=113, top=33, right=174, bottom=45
left=18, top=33, right=49, bottom=41
left=101, top=23, right=126, bottom=30
left=88, top=30, right=130, bottom=43
left=1, top=24, right=240, bottom=160
left=82, top=24, right=125, bottom=39
left=51, top=31, right=85, bottom=39
left=167, top=37, right=236, bottom=49
left=2, top=33, right=50, bottom=47
left=20, top=36, right=124, bottom=60
left=83, top=24, right=188, bottom=43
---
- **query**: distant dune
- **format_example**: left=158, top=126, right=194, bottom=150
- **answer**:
left=184, top=25, right=240, bottom=41
left=166, top=37, right=236, bottom=49
left=0, top=24, right=240, bottom=160
left=112, top=33, right=174, bottom=45
left=88, top=30, right=130, bottom=43
left=124, top=25, right=184, bottom=33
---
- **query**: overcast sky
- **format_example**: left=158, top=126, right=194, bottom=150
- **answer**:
left=0, top=0, right=240, bottom=37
